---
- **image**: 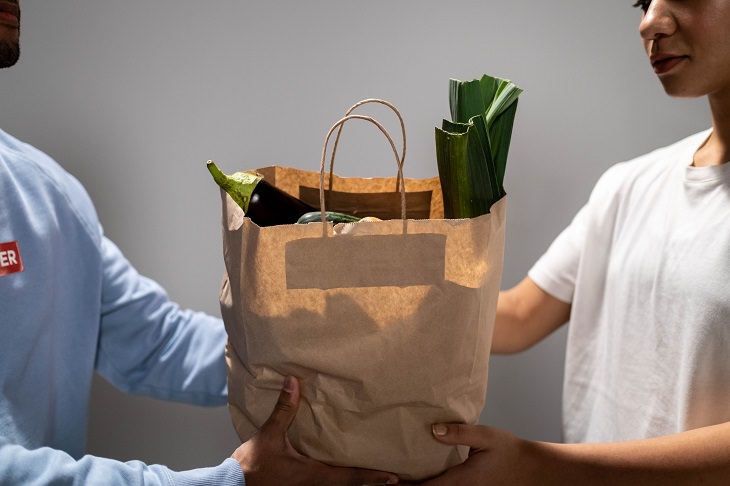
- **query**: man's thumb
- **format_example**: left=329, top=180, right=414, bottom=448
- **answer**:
left=261, top=376, right=300, bottom=434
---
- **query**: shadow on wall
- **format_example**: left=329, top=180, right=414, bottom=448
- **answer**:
left=86, top=375, right=240, bottom=469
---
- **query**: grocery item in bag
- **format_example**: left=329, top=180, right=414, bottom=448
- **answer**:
left=214, top=99, right=508, bottom=480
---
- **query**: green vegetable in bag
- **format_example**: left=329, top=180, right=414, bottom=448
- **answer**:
left=435, top=74, right=522, bottom=219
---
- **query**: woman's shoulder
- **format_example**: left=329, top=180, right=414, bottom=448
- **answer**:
left=596, top=129, right=711, bottom=190
left=614, top=129, right=710, bottom=176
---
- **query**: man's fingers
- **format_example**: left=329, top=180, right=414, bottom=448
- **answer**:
left=431, top=423, right=491, bottom=448
left=260, top=376, right=301, bottom=435
left=322, top=464, right=399, bottom=485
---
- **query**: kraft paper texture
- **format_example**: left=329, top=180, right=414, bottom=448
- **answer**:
left=218, top=165, right=505, bottom=480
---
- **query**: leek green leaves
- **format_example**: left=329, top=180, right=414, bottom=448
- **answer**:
left=436, top=74, right=522, bottom=218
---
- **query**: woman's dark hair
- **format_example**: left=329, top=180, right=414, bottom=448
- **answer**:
left=633, top=0, right=651, bottom=12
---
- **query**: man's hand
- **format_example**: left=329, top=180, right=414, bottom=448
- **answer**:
left=231, top=376, right=399, bottom=486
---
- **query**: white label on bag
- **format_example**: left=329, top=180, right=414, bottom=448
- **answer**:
left=285, top=233, right=446, bottom=290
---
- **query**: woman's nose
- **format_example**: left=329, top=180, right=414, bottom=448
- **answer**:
left=639, top=1, right=677, bottom=41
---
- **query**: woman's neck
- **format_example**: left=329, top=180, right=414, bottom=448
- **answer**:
left=694, top=93, right=730, bottom=167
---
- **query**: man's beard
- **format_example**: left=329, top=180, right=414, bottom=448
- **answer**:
left=0, top=39, right=19, bottom=68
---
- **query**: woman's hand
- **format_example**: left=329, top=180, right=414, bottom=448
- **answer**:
left=417, top=423, right=541, bottom=486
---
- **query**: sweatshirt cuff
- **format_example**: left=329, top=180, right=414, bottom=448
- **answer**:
left=166, top=458, right=244, bottom=486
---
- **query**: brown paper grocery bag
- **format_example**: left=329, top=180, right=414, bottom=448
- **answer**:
left=218, top=100, right=506, bottom=480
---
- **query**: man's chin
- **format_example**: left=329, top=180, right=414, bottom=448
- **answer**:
left=0, top=41, right=19, bottom=68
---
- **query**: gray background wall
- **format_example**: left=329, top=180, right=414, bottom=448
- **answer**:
left=1, top=0, right=709, bottom=471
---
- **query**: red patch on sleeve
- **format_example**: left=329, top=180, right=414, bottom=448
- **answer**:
left=0, top=241, right=24, bottom=276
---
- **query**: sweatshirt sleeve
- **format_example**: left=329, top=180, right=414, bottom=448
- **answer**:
left=0, top=436, right=245, bottom=486
left=94, top=235, right=229, bottom=405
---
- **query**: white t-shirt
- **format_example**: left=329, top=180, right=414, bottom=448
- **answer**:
left=529, top=129, right=730, bottom=443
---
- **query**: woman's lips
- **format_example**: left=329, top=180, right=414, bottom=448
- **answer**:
left=650, top=54, right=688, bottom=75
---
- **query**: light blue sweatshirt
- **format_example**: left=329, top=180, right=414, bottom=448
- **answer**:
left=0, top=129, right=244, bottom=485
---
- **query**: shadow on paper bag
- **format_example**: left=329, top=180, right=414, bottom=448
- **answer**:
left=217, top=163, right=506, bottom=480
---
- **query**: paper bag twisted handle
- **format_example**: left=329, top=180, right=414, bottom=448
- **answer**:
left=327, top=99, right=406, bottom=195
left=318, top=114, right=407, bottom=237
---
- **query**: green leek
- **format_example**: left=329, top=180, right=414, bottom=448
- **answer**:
left=436, top=74, right=522, bottom=218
